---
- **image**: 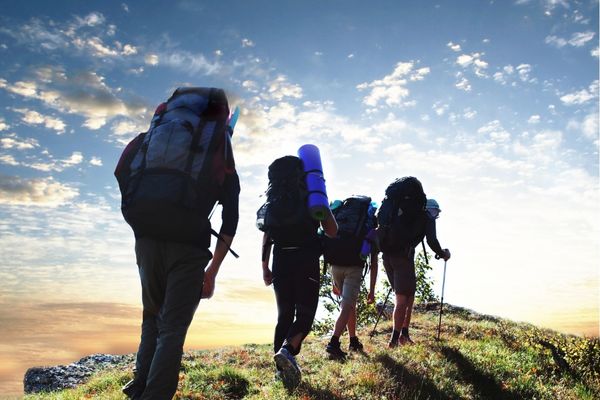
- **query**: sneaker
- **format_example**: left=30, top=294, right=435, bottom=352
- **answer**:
left=399, top=335, right=414, bottom=346
left=122, top=379, right=144, bottom=400
left=348, top=337, right=364, bottom=352
left=274, top=347, right=301, bottom=389
left=326, top=341, right=347, bottom=359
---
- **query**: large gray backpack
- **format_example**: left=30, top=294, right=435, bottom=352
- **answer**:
left=115, top=87, right=236, bottom=249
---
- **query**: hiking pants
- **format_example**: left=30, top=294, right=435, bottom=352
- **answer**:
left=134, top=237, right=211, bottom=400
left=272, top=246, right=320, bottom=355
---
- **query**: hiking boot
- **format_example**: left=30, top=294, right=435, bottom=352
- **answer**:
left=274, top=347, right=301, bottom=389
left=399, top=335, right=414, bottom=346
left=388, top=338, right=399, bottom=348
left=326, top=341, right=347, bottom=359
left=122, top=379, right=144, bottom=400
left=348, top=337, right=364, bottom=352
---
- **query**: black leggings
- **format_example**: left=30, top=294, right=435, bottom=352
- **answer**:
left=272, top=247, right=320, bottom=355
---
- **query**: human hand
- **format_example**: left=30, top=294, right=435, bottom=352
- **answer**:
left=263, top=268, right=273, bottom=286
left=443, top=249, right=451, bottom=261
left=367, top=290, right=375, bottom=304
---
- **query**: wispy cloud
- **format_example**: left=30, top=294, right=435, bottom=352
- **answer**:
left=1, top=68, right=148, bottom=130
left=356, top=61, right=430, bottom=108
left=545, top=31, right=596, bottom=48
left=447, top=41, right=462, bottom=52
left=456, top=52, right=488, bottom=77
left=560, top=80, right=599, bottom=105
left=241, top=38, right=255, bottom=48
left=12, top=108, right=66, bottom=133
left=0, top=133, right=39, bottom=150
left=477, top=120, right=511, bottom=143
left=0, top=174, right=78, bottom=206
left=264, top=75, right=303, bottom=101
left=0, top=117, right=8, bottom=131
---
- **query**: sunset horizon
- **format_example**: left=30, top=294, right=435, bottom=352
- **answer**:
left=0, top=0, right=598, bottom=397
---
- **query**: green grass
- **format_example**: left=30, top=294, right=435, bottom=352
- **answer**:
left=24, top=306, right=599, bottom=399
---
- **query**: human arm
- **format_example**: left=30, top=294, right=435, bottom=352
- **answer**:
left=262, top=232, right=273, bottom=286
left=425, top=217, right=450, bottom=261
left=201, top=173, right=240, bottom=299
left=320, top=207, right=338, bottom=238
left=202, top=234, right=233, bottom=299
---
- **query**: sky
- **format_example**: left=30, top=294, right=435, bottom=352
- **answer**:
left=0, top=0, right=598, bottom=396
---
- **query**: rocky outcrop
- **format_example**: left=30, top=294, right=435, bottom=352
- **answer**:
left=24, top=353, right=134, bottom=394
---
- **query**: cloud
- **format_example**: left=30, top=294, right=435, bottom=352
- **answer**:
left=356, top=61, right=430, bottom=107
left=455, top=77, right=472, bottom=91
left=456, top=52, right=488, bottom=77
left=0, top=175, right=78, bottom=206
left=494, top=64, right=535, bottom=85
left=62, top=152, right=83, bottom=167
left=463, top=108, right=477, bottom=119
left=546, top=31, right=596, bottom=48
left=516, top=64, right=534, bottom=82
left=241, top=38, right=255, bottom=47
left=568, top=112, right=599, bottom=143
left=560, top=80, right=599, bottom=105
left=477, top=120, right=511, bottom=143
left=528, top=115, right=541, bottom=124
left=76, top=12, right=106, bottom=27
left=447, top=41, right=461, bottom=52
left=1, top=68, right=148, bottom=131
left=568, top=31, right=595, bottom=47
left=432, top=102, right=449, bottom=116
left=592, top=47, right=599, bottom=58
left=90, top=157, right=103, bottom=166
left=158, top=50, right=221, bottom=75
left=0, top=117, right=8, bottom=131
left=1, top=13, right=137, bottom=61
left=265, top=75, right=303, bottom=101
left=12, top=108, right=66, bottom=133
left=144, top=53, right=159, bottom=65
left=0, top=133, right=39, bottom=150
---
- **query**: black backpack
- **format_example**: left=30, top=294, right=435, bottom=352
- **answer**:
left=323, top=195, right=375, bottom=266
left=377, top=176, right=427, bottom=251
left=115, top=87, right=235, bottom=247
left=256, top=156, right=315, bottom=245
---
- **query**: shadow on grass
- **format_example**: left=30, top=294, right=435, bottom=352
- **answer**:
left=440, top=346, right=532, bottom=400
left=298, top=382, right=345, bottom=400
left=375, top=353, right=455, bottom=399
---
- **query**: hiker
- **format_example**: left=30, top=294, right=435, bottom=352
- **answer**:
left=376, top=178, right=450, bottom=347
left=258, top=155, right=337, bottom=389
left=322, top=196, right=379, bottom=358
left=115, top=87, right=240, bottom=399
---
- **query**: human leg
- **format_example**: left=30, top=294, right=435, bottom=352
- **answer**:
left=140, top=242, right=209, bottom=400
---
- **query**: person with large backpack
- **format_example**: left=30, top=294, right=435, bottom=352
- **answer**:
left=322, top=196, right=378, bottom=359
left=376, top=177, right=450, bottom=347
left=115, top=87, right=240, bottom=399
left=258, top=155, right=337, bottom=390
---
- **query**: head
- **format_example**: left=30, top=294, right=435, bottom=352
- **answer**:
left=426, top=198, right=441, bottom=219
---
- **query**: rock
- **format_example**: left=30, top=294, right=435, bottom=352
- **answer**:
left=24, top=353, right=134, bottom=394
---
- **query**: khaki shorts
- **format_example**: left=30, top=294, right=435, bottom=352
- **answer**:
left=331, top=265, right=363, bottom=306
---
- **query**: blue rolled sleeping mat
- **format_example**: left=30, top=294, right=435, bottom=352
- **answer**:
left=297, top=144, right=329, bottom=221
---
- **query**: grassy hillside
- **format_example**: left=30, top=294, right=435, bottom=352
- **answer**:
left=24, top=305, right=599, bottom=400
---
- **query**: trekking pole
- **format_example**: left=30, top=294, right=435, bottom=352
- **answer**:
left=370, top=287, right=392, bottom=337
left=436, top=259, right=448, bottom=341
